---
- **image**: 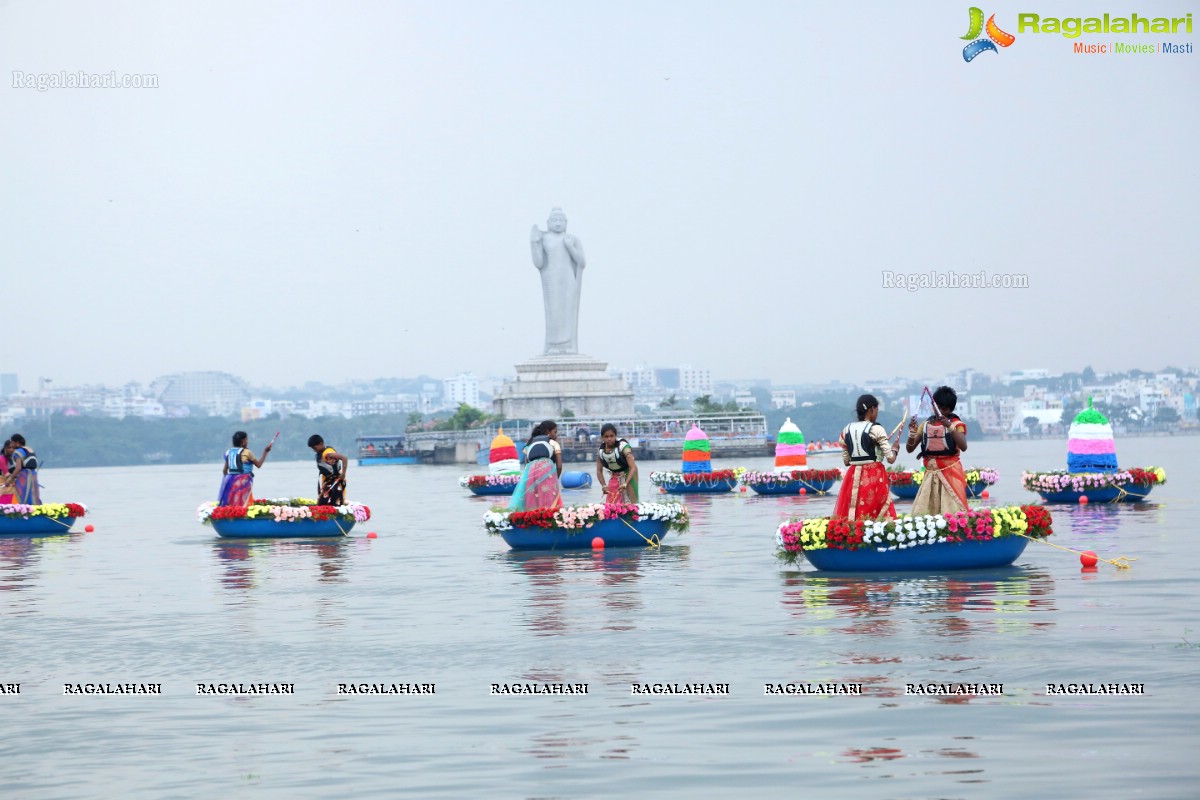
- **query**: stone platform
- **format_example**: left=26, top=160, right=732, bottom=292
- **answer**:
left=492, top=354, right=634, bottom=419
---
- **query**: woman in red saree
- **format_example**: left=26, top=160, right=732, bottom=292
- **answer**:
left=907, top=385, right=969, bottom=515
left=833, top=395, right=898, bottom=521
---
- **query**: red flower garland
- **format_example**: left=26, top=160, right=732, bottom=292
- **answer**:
left=1126, top=468, right=1164, bottom=487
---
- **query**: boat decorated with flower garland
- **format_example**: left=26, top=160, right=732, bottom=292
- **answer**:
left=0, top=503, right=88, bottom=536
left=888, top=467, right=998, bottom=500
left=740, top=469, right=842, bottom=496
left=483, top=502, right=689, bottom=550
left=775, top=505, right=1053, bottom=571
left=459, top=474, right=521, bottom=496
left=1022, top=467, right=1165, bottom=504
left=650, top=424, right=740, bottom=494
left=650, top=469, right=739, bottom=494
left=197, top=498, right=371, bottom=538
left=1022, top=400, right=1166, bottom=503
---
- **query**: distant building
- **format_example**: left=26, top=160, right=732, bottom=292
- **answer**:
left=679, top=365, right=713, bottom=396
left=154, top=371, right=250, bottom=416
left=0, top=373, right=16, bottom=398
left=351, top=395, right=419, bottom=416
left=771, top=390, right=796, bottom=410
left=444, top=373, right=480, bottom=409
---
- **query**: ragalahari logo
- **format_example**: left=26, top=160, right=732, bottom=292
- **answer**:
left=962, top=7, right=1016, bottom=61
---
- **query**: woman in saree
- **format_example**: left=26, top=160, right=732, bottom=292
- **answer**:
left=3, top=434, right=41, bottom=505
left=0, top=440, right=15, bottom=504
left=218, top=431, right=272, bottom=506
left=906, top=385, right=969, bottom=516
left=508, top=420, right=563, bottom=512
left=833, top=395, right=898, bottom=521
left=595, top=423, right=639, bottom=504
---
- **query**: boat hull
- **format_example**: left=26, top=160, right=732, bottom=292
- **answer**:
left=890, top=484, right=919, bottom=499
left=803, top=536, right=1029, bottom=572
left=662, top=478, right=738, bottom=495
left=0, top=516, right=78, bottom=536
left=1035, top=485, right=1153, bottom=503
left=468, top=484, right=517, bottom=496
left=210, top=517, right=356, bottom=539
left=750, top=478, right=837, bottom=496
left=499, top=517, right=669, bottom=551
left=359, top=456, right=422, bottom=466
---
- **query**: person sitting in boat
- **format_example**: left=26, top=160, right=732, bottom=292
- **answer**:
left=218, top=431, right=271, bottom=506
left=0, top=440, right=15, bottom=504
left=906, top=385, right=969, bottom=516
left=508, top=420, right=563, bottom=512
left=833, top=396, right=898, bottom=521
left=2, top=434, right=41, bottom=505
left=596, top=423, right=639, bottom=504
left=308, top=435, right=349, bottom=506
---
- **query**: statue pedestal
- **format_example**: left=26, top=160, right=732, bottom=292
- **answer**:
left=492, top=354, right=634, bottom=419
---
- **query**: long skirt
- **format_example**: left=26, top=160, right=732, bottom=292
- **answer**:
left=218, top=473, right=254, bottom=506
left=11, top=470, right=41, bottom=505
left=833, top=462, right=895, bottom=521
left=911, top=456, right=969, bottom=516
left=509, top=458, right=562, bottom=512
left=603, top=471, right=639, bottom=505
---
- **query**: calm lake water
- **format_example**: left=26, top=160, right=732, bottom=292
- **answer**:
left=2, top=438, right=1197, bottom=798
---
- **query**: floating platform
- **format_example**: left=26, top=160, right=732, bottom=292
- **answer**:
left=500, top=517, right=670, bottom=551
left=210, top=517, right=356, bottom=539
left=803, top=536, right=1029, bottom=572
left=750, top=478, right=837, bottom=496
left=662, top=478, right=738, bottom=495
left=1035, top=485, right=1155, bottom=504
left=469, top=483, right=517, bottom=497
left=0, top=516, right=79, bottom=536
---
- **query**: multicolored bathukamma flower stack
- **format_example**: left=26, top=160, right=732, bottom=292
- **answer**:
left=774, top=418, right=807, bottom=473
left=681, top=424, right=713, bottom=474
left=1066, top=399, right=1118, bottom=473
left=489, top=429, right=521, bottom=475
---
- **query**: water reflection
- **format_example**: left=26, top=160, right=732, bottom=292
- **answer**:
left=0, top=533, right=82, bottom=598
left=497, top=546, right=690, bottom=636
left=780, top=567, right=1057, bottom=638
left=210, top=539, right=358, bottom=592
left=837, top=739, right=987, bottom=783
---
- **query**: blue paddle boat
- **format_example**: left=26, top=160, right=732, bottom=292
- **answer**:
left=802, top=537, right=1029, bottom=572
left=500, top=517, right=671, bottom=551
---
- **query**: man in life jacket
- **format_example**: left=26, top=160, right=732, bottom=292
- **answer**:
left=905, top=385, right=970, bottom=515
left=308, top=434, right=350, bottom=505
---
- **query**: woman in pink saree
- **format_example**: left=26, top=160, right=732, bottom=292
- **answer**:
left=508, top=420, right=563, bottom=512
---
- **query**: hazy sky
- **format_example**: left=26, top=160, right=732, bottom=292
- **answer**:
left=3, top=1, right=1197, bottom=389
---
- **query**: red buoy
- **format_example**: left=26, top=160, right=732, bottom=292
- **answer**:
left=591, top=537, right=604, bottom=549
left=366, top=531, right=378, bottom=539
left=84, top=524, right=95, bottom=533
left=799, top=488, right=807, bottom=495
left=1080, top=550, right=1098, bottom=567
left=1079, top=495, right=1089, bottom=504
left=981, top=490, right=989, bottom=499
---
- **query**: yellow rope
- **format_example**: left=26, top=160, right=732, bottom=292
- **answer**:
left=1015, top=532, right=1136, bottom=569
left=619, top=515, right=667, bottom=546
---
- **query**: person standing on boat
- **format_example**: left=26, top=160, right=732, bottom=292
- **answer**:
left=218, top=431, right=271, bottom=506
left=833, top=396, right=898, bottom=521
left=508, top=420, right=563, bottom=512
left=906, top=385, right=969, bottom=516
left=308, top=435, right=349, bottom=505
left=2, top=434, right=41, bottom=505
left=0, top=440, right=15, bottom=504
left=596, top=423, right=639, bottom=504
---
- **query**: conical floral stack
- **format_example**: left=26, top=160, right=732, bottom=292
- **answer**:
left=489, top=429, right=521, bottom=475
left=773, top=418, right=807, bottom=473
left=1021, top=397, right=1166, bottom=503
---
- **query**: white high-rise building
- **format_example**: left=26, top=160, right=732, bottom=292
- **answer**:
left=680, top=365, right=713, bottom=396
left=444, top=373, right=481, bottom=409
